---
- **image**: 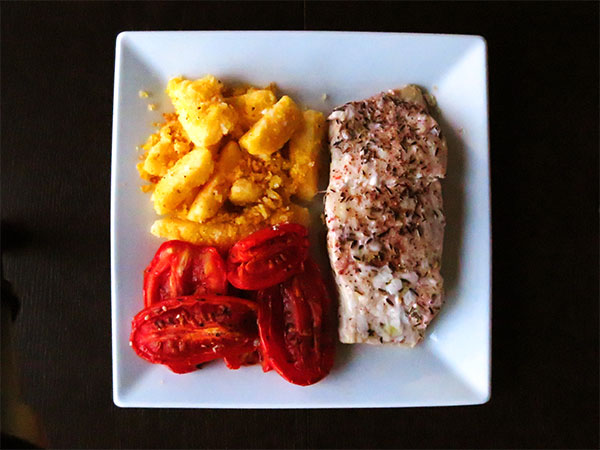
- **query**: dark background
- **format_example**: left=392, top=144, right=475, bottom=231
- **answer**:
left=2, top=1, right=598, bottom=448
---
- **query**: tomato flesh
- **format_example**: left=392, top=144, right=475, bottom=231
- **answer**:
left=227, top=224, right=309, bottom=290
left=143, top=240, right=227, bottom=307
left=257, top=258, right=335, bottom=386
left=130, top=295, right=258, bottom=373
left=223, top=347, right=260, bottom=370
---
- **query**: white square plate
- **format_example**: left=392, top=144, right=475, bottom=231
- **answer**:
left=111, top=31, right=490, bottom=408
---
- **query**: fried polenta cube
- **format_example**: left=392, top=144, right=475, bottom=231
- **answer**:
left=288, top=110, right=325, bottom=201
left=187, top=141, right=243, bottom=223
left=227, top=84, right=252, bottom=97
left=144, top=140, right=177, bottom=177
left=167, top=75, right=222, bottom=103
left=227, top=151, right=293, bottom=206
left=137, top=161, right=156, bottom=183
left=170, top=186, right=202, bottom=219
left=142, top=115, right=194, bottom=177
left=153, top=147, right=214, bottom=215
left=229, top=177, right=263, bottom=205
left=225, top=89, right=277, bottom=131
left=150, top=216, right=251, bottom=250
left=166, top=75, right=237, bottom=147
left=151, top=203, right=309, bottom=249
left=238, top=95, right=302, bottom=157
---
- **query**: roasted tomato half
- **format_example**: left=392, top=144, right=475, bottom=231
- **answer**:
left=223, top=347, right=260, bottom=370
left=257, top=258, right=335, bottom=386
left=226, top=223, right=309, bottom=290
left=130, top=295, right=258, bottom=374
left=143, top=240, right=227, bottom=307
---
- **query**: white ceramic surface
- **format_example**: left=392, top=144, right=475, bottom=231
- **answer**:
left=111, top=31, right=490, bottom=408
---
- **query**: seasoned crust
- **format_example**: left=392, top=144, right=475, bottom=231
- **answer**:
left=325, top=86, right=446, bottom=346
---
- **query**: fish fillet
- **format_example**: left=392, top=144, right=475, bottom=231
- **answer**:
left=324, top=86, right=447, bottom=346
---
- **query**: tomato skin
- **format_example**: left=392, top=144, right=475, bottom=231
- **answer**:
left=130, top=295, right=258, bottom=373
left=226, top=223, right=309, bottom=290
left=223, top=347, right=260, bottom=370
left=257, top=258, right=335, bottom=386
left=143, top=240, right=227, bottom=308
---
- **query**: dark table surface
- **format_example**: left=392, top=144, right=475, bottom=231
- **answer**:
left=2, top=1, right=598, bottom=449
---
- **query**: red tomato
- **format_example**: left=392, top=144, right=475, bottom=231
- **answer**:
left=130, top=295, right=258, bottom=374
left=223, top=348, right=260, bottom=370
left=143, top=240, right=227, bottom=307
left=226, top=223, right=309, bottom=290
left=256, top=258, right=335, bottom=386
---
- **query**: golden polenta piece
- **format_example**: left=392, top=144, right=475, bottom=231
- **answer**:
left=167, top=75, right=222, bottom=103
left=238, top=95, right=302, bottom=157
left=142, top=115, right=193, bottom=177
left=229, top=177, right=264, bottom=206
left=172, top=186, right=201, bottom=219
left=289, top=110, right=325, bottom=201
left=151, top=203, right=309, bottom=249
left=166, top=75, right=237, bottom=147
left=187, top=141, right=243, bottom=223
left=137, top=161, right=154, bottom=183
left=150, top=217, right=258, bottom=250
left=225, top=89, right=277, bottom=131
left=143, top=139, right=178, bottom=177
left=153, top=147, right=214, bottom=215
left=227, top=84, right=251, bottom=97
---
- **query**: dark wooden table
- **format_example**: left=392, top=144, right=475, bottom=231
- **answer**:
left=2, top=2, right=598, bottom=448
